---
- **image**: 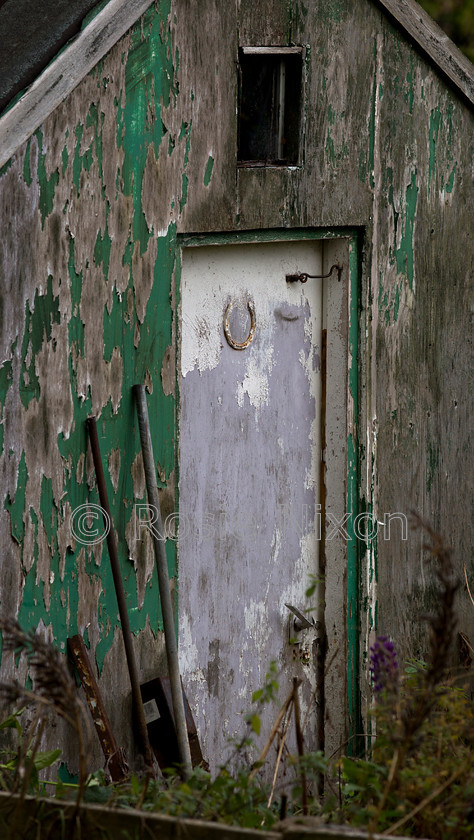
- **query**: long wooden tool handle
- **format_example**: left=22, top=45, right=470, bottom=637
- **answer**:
left=86, top=416, right=154, bottom=772
left=68, top=634, right=128, bottom=782
left=133, top=384, right=193, bottom=779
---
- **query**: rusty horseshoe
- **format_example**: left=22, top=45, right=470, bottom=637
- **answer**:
left=223, top=299, right=256, bottom=350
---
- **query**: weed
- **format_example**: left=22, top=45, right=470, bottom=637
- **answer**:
left=0, top=516, right=471, bottom=838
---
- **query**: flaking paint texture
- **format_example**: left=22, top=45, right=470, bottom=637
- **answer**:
left=0, top=3, right=182, bottom=772
left=0, top=0, right=472, bottom=771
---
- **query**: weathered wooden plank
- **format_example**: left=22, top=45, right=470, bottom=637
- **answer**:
left=239, top=0, right=291, bottom=45
left=173, top=0, right=239, bottom=232
left=371, top=0, right=474, bottom=106
left=0, top=791, right=423, bottom=840
left=240, top=46, right=303, bottom=55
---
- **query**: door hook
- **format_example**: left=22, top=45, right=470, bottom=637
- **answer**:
left=286, top=264, right=343, bottom=284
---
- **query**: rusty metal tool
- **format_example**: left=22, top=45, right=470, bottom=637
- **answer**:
left=133, top=384, right=193, bottom=780
left=68, top=634, right=128, bottom=782
left=86, top=416, right=154, bottom=773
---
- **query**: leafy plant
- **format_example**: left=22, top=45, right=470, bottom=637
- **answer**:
left=0, top=516, right=471, bottom=839
left=0, top=618, right=91, bottom=807
left=337, top=515, right=473, bottom=838
left=0, top=708, right=61, bottom=794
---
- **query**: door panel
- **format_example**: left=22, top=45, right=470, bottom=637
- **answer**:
left=179, top=240, right=324, bottom=773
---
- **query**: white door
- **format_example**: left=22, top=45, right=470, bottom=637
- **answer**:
left=178, top=239, right=325, bottom=775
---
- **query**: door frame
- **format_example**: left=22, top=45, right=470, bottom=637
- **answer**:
left=175, top=227, right=362, bottom=758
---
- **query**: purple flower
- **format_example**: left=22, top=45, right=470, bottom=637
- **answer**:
left=369, top=635, right=399, bottom=694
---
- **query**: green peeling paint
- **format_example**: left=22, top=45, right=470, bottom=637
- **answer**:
left=404, top=57, right=414, bottom=114
left=396, top=170, right=418, bottom=291
left=62, top=144, right=69, bottom=178
left=178, top=121, right=192, bottom=211
left=5, top=451, right=28, bottom=545
left=429, top=106, right=441, bottom=194
left=2, top=3, right=182, bottom=677
left=428, top=104, right=458, bottom=196
left=36, top=130, right=59, bottom=229
left=20, top=275, right=61, bottom=407
left=93, top=203, right=112, bottom=281
left=72, top=121, right=94, bottom=196
left=325, top=130, right=335, bottom=164
left=67, top=237, right=85, bottom=363
left=203, top=155, right=214, bottom=186
left=86, top=103, right=105, bottom=184
left=23, top=140, right=32, bottom=186
left=378, top=273, right=400, bottom=327
left=58, top=763, right=78, bottom=785
left=445, top=162, right=457, bottom=194
left=393, top=283, right=400, bottom=321
left=119, top=5, right=178, bottom=251
left=327, top=0, right=344, bottom=21
left=0, top=159, right=13, bottom=178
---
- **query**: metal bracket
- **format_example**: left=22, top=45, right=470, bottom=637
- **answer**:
left=286, top=264, right=343, bottom=284
left=285, top=603, right=317, bottom=632
left=285, top=605, right=320, bottom=667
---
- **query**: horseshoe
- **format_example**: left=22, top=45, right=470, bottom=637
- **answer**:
left=223, top=300, right=256, bottom=350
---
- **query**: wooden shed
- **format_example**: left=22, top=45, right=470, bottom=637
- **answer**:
left=0, top=0, right=472, bottom=777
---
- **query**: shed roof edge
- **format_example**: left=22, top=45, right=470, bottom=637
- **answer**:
left=0, top=0, right=472, bottom=171
left=0, top=0, right=153, bottom=170
left=372, top=0, right=473, bottom=107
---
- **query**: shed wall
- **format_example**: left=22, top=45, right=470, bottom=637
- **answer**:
left=0, top=0, right=472, bottom=773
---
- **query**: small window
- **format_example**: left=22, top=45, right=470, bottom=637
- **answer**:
left=238, top=46, right=304, bottom=167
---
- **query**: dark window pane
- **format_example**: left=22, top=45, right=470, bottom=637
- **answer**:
left=238, top=51, right=303, bottom=166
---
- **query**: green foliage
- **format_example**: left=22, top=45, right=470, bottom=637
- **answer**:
left=305, top=573, right=324, bottom=599
left=52, top=766, right=277, bottom=828
left=1, top=665, right=472, bottom=836
left=139, top=766, right=277, bottom=829
left=0, top=708, right=62, bottom=795
left=418, top=0, right=474, bottom=62
left=245, top=660, right=280, bottom=739
left=339, top=674, right=473, bottom=838
left=0, top=524, right=471, bottom=837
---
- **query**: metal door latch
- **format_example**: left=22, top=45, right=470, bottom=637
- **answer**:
left=285, top=603, right=317, bottom=632
left=286, top=264, right=343, bottom=284
left=285, top=604, right=320, bottom=664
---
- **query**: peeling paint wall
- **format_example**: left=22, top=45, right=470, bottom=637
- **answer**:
left=0, top=4, right=180, bottom=773
left=0, top=0, right=472, bottom=774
